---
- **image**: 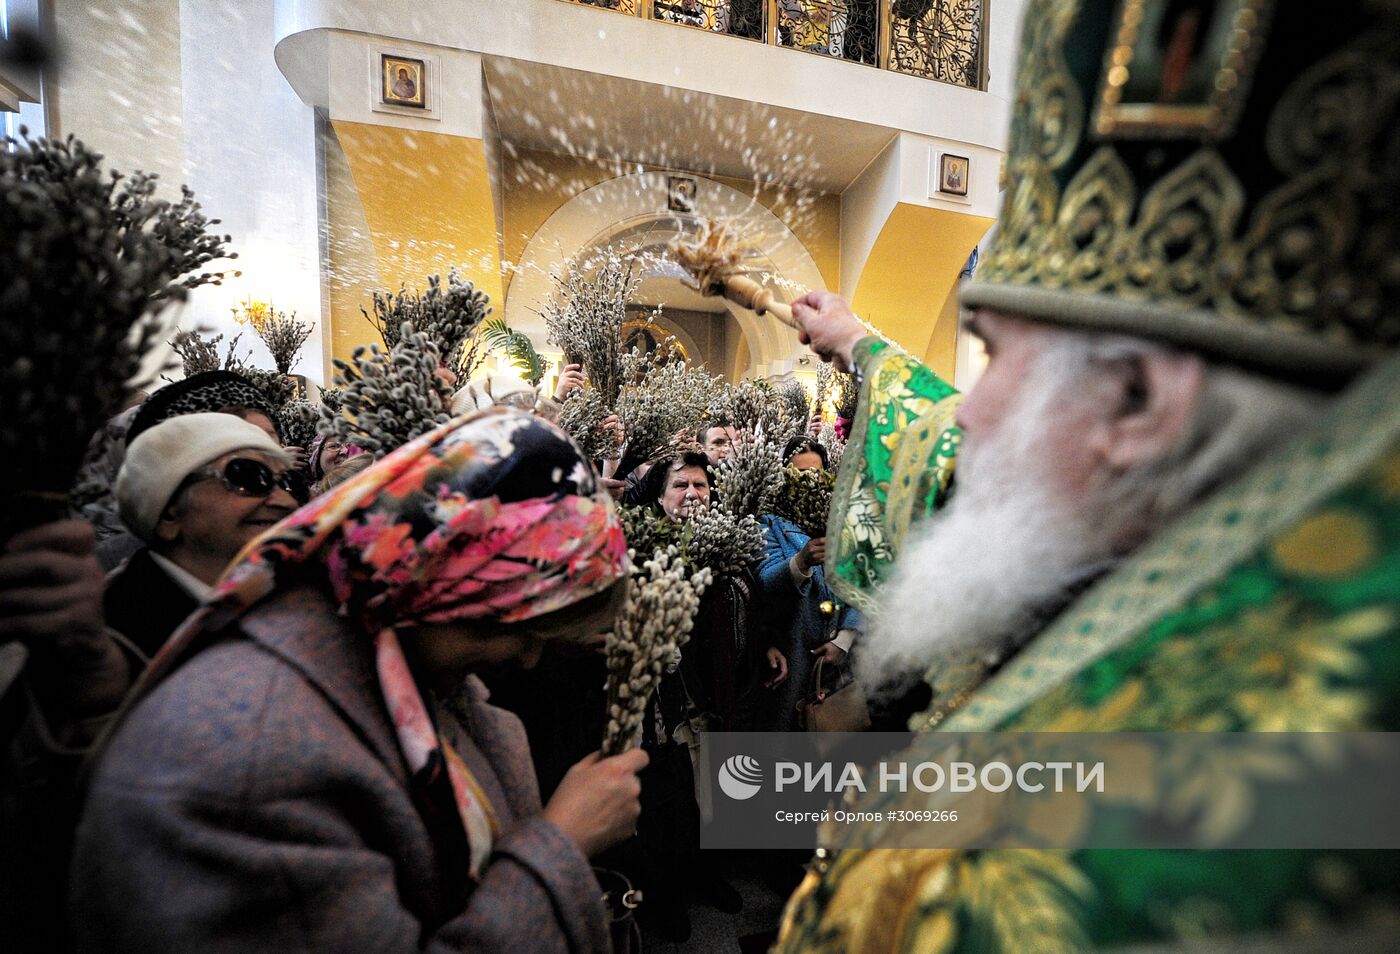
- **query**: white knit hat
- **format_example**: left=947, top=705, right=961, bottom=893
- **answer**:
left=116, top=412, right=284, bottom=543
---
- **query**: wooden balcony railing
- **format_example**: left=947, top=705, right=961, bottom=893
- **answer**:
left=565, top=0, right=988, bottom=90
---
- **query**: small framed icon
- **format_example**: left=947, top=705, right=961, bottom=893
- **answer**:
left=381, top=54, right=426, bottom=109
left=668, top=175, right=698, bottom=213
left=938, top=153, right=970, bottom=197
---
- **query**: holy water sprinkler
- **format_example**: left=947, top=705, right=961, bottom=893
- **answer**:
left=669, top=219, right=799, bottom=330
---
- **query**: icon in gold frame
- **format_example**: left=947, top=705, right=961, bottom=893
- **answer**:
left=381, top=54, right=426, bottom=109
left=938, top=154, right=970, bottom=197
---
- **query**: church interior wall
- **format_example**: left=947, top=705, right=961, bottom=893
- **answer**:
left=46, top=0, right=326, bottom=385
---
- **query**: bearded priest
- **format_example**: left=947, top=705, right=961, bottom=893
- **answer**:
left=774, top=1, right=1400, bottom=950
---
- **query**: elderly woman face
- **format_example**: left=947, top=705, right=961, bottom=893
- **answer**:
left=317, top=438, right=356, bottom=474
left=660, top=462, right=710, bottom=519
left=409, top=581, right=626, bottom=688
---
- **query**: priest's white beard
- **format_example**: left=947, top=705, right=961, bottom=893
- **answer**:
left=857, top=350, right=1101, bottom=689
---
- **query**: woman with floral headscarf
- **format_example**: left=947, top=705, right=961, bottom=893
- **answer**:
left=69, top=408, right=646, bottom=953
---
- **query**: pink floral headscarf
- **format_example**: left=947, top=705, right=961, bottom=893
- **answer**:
left=133, top=408, right=629, bottom=877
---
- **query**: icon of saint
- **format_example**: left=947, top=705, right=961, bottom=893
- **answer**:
left=391, top=67, right=418, bottom=101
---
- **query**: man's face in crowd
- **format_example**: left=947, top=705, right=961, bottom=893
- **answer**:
left=661, top=463, right=710, bottom=519
left=703, top=425, right=739, bottom=465
left=156, top=449, right=300, bottom=577
left=790, top=450, right=825, bottom=472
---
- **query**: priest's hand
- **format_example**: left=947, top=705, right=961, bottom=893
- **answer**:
left=791, top=291, right=866, bottom=373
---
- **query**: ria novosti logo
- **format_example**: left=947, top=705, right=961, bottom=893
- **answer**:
left=718, top=755, right=764, bottom=800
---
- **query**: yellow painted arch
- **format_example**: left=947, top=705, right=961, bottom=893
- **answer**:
left=850, top=203, right=993, bottom=381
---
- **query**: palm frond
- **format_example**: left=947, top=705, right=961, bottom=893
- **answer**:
left=481, top=318, right=545, bottom=386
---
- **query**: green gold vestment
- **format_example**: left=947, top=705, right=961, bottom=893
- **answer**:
left=826, top=338, right=961, bottom=613
left=776, top=350, right=1400, bottom=953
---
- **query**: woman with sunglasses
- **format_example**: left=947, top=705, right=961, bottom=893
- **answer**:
left=108, top=412, right=309, bottom=672
left=70, top=408, right=647, bottom=953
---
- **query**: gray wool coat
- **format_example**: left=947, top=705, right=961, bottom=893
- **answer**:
left=69, top=584, right=610, bottom=953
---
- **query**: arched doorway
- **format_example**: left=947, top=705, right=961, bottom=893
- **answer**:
left=505, top=171, right=825, bottom=380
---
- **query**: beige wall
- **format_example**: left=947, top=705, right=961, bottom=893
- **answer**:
left=48, top=0, right=326, bottom=382
left=48, top=0, right=185, bottom=193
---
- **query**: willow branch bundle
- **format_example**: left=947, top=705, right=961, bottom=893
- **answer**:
left=168, top=329, right=247, bottom=378
left=458, top=333, right=487, bottom=383
left=670, top=218, right=797, bottom=328
left=253, top=305, right=315, bottom=375
left=710, top=378, right=801, bottom=451
left=602, top=548, right=712, bottom=755
left=557, top=385, right=622, bottom=462
left=619, top=504, right=682, bottom=560
left=323, top=322, right=453, bottom=458
left=813, top=363, right=833, bottom=419
left=773, top=465, right=836, bottom=538
left=174, top=316, right=290, bottom=408
left=542, top=251, right=637, bottom=407
left=277, top=399, right=321, bottom=450
left=715, top=424, right=785, bottom=519
left=239, top=367, right=297, bottom=414
left=620, top=502, right=763, bottom=579
left=319, top=386, right=347, bottom=415
left=362, top=269, right=492, bottom=371
left=777, top=379, right=811, bottom=430
left=615, top=347, right=723, bottom=474
left=618, top=329, right=681, bottom=387
left=817, top=422, right=846, bottom=471
left=708, top=378, right=763, bottom=431
left=682, top=504, right=765, bottom=575
left=605, top=498, right=760, bottom=754
left=1, top=132, right=236, bottom=529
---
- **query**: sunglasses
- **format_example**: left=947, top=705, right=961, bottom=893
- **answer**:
left=184, top=458, right=310, bottom=505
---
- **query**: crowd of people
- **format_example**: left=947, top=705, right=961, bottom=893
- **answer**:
left=0, top=346, right=876, bottom=949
